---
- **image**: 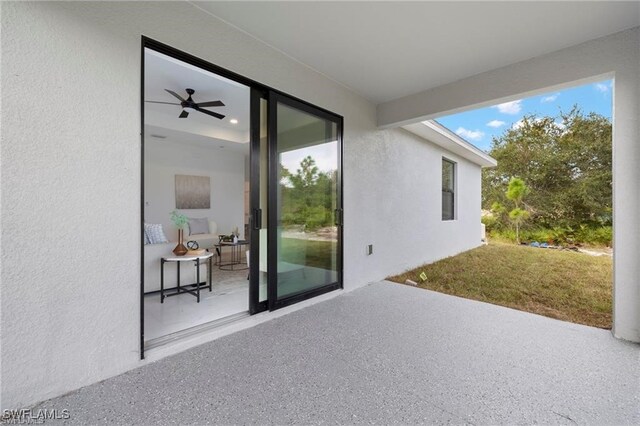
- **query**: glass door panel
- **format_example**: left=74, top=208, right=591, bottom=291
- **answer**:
left=258, top=98, right=268, bottom=303
left=269, top=94, right=342, bottom=307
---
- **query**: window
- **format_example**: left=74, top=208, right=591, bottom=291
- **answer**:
left=442, top=158, right=455, bottom=220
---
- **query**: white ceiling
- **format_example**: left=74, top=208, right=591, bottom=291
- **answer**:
left=145, top=124, right=249, bottom=154
left=144, top=48, right=250, bottom=145
left=144, top=48, right=338, bottom=152
left=193, top=1, right=640, bottom=104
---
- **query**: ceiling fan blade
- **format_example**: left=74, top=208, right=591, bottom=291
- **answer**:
left=165, top=89, right=185, bottom=102
left=196, top=100, right=225, bottom=108
left=145, top=101, right=181, bottom=105
left=179, top=110, right=189, bottom=118
left=195, top=107, right=225, bottom=120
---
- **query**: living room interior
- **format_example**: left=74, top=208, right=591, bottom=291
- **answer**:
left=142, top=43, right=343, bottom=345
left=142, top=48, right=254, bottom=342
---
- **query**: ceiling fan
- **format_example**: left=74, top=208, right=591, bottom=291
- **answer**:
left=146, top=88, right=225, bottom=119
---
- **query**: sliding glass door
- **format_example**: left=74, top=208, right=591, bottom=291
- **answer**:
left=141, top=38, right=344, bottom=358
left=267, top=92, right=343, bottom=309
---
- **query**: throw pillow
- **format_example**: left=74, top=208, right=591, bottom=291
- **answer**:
left=144, top=223, right=168, bottom=244
left=208, top=220, right=218, bottom=235
left=189, top=218, right=209, bottom=235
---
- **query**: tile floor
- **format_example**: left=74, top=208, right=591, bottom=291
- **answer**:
left=144, top=268, right=249, bottom=341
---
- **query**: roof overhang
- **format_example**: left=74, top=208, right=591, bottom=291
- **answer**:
left=195, top=2, right=639, bottom=104
left=403, top=121, right=497, bottom=168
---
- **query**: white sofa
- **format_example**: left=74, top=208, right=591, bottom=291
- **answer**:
left=143, top=220, right=219, bottom=293
left=144, top=227, right=308, bottom=293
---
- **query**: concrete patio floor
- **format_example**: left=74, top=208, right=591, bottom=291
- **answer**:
left=36, top=281, right=639, bottom=425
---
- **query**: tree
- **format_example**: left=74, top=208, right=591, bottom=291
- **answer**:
left=505, top=177, right=530, bottom=244
left=289, top=156, right=319, bottom=189
left=280, top=156, right=337, bottom=230
left=482, top=108, right=612, bottom=230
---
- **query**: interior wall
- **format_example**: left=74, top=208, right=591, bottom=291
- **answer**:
left=144, top=138, right=245, bottom=240
left=244, top=154, right=250, bottom=234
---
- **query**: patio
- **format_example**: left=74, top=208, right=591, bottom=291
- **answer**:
left=35, top=281, right=639, bottom=424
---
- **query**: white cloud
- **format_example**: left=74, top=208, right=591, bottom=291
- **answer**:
left=492, top=100, right=522, bottom=115
left=541, top=93, right=559, bottom=103
left=455, top=127, right=484, bottom=141
left=486, top=120, right=505, bottom=128
left=511, top=120, right=525, bottom=130
left=512, top=118, right=546, bottom=130
left=595, top=83, right=609, bottom=93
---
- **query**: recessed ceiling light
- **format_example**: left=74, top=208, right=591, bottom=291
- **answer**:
left=230, top=119, right=238, bottom=124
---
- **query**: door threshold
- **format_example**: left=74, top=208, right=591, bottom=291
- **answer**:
left=144, top=311, right=250, bottom=351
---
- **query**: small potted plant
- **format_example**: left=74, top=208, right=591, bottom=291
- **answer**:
left=170, top=210, right=189, bottom=256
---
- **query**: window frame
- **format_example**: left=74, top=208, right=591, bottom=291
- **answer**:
left=442, top=157, right=457, bottom=221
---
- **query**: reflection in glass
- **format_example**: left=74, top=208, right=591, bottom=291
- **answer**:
left=442, top=158, right=455, bottom=220
left=276, top=103, right=338, bottom=299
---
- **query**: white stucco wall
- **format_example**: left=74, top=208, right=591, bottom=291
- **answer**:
left=378, top=27, right=640, bottom=344
left=352, top=129, right=483, bottom=274
left=0, top=2, right=485, bottom=408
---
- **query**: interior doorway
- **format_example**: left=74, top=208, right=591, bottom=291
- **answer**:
left=142, top=47, right=252, bottom=343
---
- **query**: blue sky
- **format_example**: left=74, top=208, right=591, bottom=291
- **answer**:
left=436, top=80, right=613, bottom=152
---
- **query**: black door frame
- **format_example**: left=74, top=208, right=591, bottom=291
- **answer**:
left=248, top=88, right=268, bottom=315
left=140, top=36, right=344, bottom=358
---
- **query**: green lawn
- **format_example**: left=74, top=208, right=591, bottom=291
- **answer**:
left=387, top=242, right=612, bottom=329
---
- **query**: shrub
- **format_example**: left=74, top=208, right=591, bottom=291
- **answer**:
left=489, top=229, right=517, bottom=243
left=489, top=226, right=612, bottom=246
left=481, top=215, right=497, bottom=231
left=576, top=225, right=612, bottom=246
left=522, top=228, right=554, bottom=244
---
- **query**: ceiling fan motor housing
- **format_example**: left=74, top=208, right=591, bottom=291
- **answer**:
left=183, top=88, right=195, bottom=108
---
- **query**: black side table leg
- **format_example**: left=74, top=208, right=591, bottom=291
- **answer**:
left=161, top=259, right=165, bottom=303
left=208, top=256, right=212, bottom=292
left=177, top=261, right=180, bottom=293
left=196, top=258, right=201, bottom=303
left=234, top=245, right=239, bottom=268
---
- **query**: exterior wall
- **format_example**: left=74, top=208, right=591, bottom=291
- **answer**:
left=353, top=129, right=483, bottom=274
left=378, top=27, right=640, bottom=343
left=0, top=2, right=483, bottom=408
